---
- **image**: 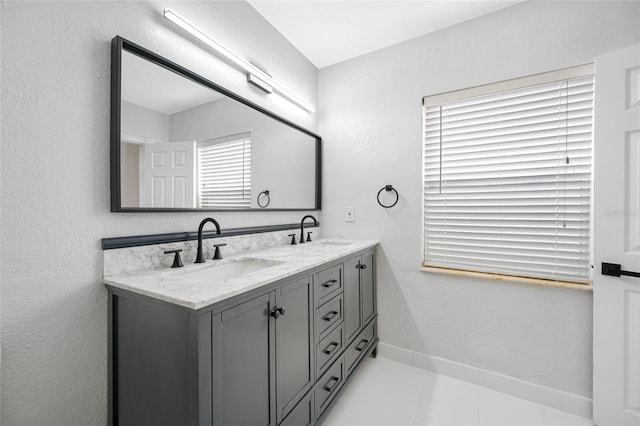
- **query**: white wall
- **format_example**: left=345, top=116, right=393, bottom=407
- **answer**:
left=121, top=100, right=170, bottom=143
left=0, top=2, right=317, bottom=424
left=319, top=0, right=640, bottom=398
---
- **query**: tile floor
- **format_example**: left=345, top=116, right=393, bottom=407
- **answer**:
left=322, top=357, right=593, bottom=426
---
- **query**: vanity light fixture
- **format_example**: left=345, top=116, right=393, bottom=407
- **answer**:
left=163, top=8, right=316, bottom=113
left=247, top=73, right=273, bottom=94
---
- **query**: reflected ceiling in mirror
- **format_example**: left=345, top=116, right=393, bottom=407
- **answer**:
left=111, top=36, right=321, bottom=212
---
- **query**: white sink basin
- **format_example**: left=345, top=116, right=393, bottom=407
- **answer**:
left=314, top=240, right=354, bottom=246
left=172, top=258, right=282, bottom=283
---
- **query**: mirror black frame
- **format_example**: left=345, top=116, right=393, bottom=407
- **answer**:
left=110, top=35, right=322, bottom=212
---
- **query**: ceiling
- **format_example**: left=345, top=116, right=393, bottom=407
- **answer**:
left=248, top=0, right=525, bottom=69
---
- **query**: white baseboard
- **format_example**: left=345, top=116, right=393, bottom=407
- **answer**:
left=377, top=342, right=592, bottom=420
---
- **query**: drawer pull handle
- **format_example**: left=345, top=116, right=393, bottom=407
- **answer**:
left=323, top=341, right=339, bottom=355
left=355, top=339, right=369, bottom=352
left=323, top=376, right=340, bottom=392
left=323, top=310, right=338, bottom=322
left=321, top=279, right=338, bottom=288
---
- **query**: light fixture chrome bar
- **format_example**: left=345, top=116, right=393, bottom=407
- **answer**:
left=247, top=73, right=273, bottom=94
left=163, top=8, right=316, bottom=113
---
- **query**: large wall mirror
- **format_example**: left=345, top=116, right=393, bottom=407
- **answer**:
left=110, top=36, right=321, bottom=212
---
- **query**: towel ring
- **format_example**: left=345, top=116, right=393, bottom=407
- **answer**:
left=377, top=185, right=399, bottom=208
left=257, top=190, right=271, bottom=208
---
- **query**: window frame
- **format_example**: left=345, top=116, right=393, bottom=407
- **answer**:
left=421, top=64, right=595, bottom=286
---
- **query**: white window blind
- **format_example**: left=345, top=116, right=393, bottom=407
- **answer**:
left=423, top=70, right=594, bottom=283
left=197, top=134, right=251, bottom=208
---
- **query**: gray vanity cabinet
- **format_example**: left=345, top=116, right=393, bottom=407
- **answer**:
left=215, top=292, right=274, bottom=426
left=274, top=276, right=314, bottom=423
left=340, top=251, right=377, bottom=384
left=214, top=276, right=313, bottom=426
left=113, top=296, right=192, bottom=426
left=361, top=251, right=376, bottom=326
left=108, top=247, right=376, bottom=426
left=344, top=250, right=376, bottom=343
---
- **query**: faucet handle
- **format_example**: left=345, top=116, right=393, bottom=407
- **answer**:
left=213, top=243, right=227, bottom=260
left=288, top=234, right=297, bottom=245
left=164, top=249, right=184, bottom=268
left=306, top=231, right=313, bottom=242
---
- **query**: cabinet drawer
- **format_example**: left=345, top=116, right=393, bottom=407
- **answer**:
left=315, top=264, right=342, bottom=306
left=345, top=320, right=376, bottom=376
left=315, top=356, right=344, bottom=419
left=316, top=324, right=344, bottom=377
left=315, top=294, right=343, bottom=340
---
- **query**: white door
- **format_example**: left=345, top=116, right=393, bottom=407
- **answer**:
left=593, top=43, right=640, bottom=426
left=140, top=141, right=196, bottom=208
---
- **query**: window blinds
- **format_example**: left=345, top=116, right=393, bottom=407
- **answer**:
left=198, top=136, right=251, bottom=208
left=423, top=73, right=594, bottom=283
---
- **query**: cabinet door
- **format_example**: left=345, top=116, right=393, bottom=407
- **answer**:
left=280, top=391, right=314, bottom=426
left=276, top=277, right=314, bottom=423
left=361, top=251, right=375, bottom=326
left=115, top=296, right=191, bottom=426
left=344, top=256, right=362, bottom=342
left=217, top=293, right=275, bottom=426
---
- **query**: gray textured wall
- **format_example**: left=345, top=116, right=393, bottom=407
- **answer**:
left=319, top=0, right=640, bottom=398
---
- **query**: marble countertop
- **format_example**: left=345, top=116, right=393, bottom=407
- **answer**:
left=103, top=239, right=378, bottom=310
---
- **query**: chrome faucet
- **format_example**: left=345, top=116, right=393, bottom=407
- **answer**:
left=299, top=215, right=318, bottom=244
left=195, top=218, right=222, bottom=263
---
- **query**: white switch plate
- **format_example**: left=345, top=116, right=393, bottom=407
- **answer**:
left=346, top=206, right=355, bottom=222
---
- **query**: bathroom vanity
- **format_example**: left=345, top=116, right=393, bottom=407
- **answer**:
left=106, top=36, right=376, bottom=425
left=104, top=239, right=378, bottom=426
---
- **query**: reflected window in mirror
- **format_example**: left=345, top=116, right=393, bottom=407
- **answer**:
left=197, top=134, right=252, bottom=209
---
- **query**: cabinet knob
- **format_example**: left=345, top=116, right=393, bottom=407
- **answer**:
left=323, top=376, right=340, bottom=393
left=355, top=338, right=370, bottom=352
left=321, top=279, right=338, bottom=288
left=270, top=307, right=286, bottom=318
left=356, top=263, right=367, bottom=270
left=323, top=341, right=339, bottom=355
left=322, top=310, right=338, bottom=322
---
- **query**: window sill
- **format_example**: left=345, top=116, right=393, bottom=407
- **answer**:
left=420, top=266, right=593, bottom=292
